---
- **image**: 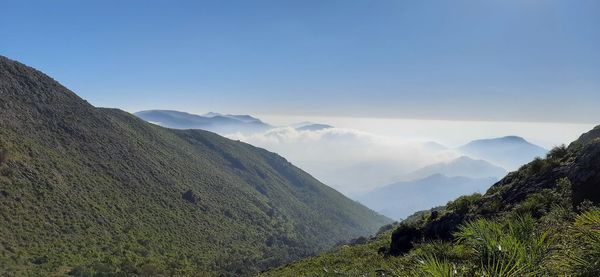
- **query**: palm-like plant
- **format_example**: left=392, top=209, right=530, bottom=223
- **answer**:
left=454, top=216, right=554, bottom=276
left=414, top=253, right=456, bottom=277
left=566, top=208, right=600, bottom=276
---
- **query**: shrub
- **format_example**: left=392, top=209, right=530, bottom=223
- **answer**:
left=547, top=144, right=568, bottom=162
left=350, top=236, right=368, bottom=245
left=556, top=177, right=572, bottom=206
left=389, top=224, right=422, bottom=255
left=447, top=193, right=482, bottom=215
left=529, top=157, right=549, bottom=174
left=515, top=191, right=552, bottom=217
left=478, top=198, right=501, bottom=215
left=377, top=223, right=395, bottom=234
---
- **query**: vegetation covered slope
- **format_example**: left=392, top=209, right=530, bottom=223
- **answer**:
left=0, top=56, right=391, bottom=276
left=262, top=126, right=600, bottom=276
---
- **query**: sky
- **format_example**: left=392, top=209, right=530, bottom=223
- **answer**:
left=1, top=0, right=599, bottom=123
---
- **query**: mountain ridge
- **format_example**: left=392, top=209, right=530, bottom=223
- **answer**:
left=134, top=109, right=272, bottom=134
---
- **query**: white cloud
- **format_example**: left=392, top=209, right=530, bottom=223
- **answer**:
left=227, top=127, right=459, bottom=195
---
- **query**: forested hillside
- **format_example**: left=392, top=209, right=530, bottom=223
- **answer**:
left=0, top=56, right=391, bottom=276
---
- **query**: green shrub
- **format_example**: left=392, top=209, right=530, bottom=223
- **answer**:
left=447, top=193, right=481, bottom=215
left=477, top=198, right=501, bottom=215
left=515, top=191, right=553, bottom=217
left=547, top=144, right=568, bottom=162
left=515, top=178, right=573, bottom=217
left=377, top=223, right=396, bottom=235
left=529, top=157, right=550, bottom=175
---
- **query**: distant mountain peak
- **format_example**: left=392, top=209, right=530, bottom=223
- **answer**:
left=499, top=135, right=527, bottom=142
left=203, top=112, right=222, bottom=117
left=400, top=155, right=507, bottom=181
left=453, top=155, right=478, bottom=162
left=423, top=141, right=448, bottom=151
left=458, top=135, right=547, bottom=170
left=295, top=123, right=334, bottom=131
left=421, top=173, right=446, bottom=180
left=465, top=135, right=531, bottom=146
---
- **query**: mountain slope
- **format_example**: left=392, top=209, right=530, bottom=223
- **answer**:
left=458, top=136, right=547, bottom=170
left=400, top=156, right=507, bottom=181
left=263, top=126, right=600, bottom=276
left=358, top=174, right=497, bottom=220
left=134, top=109, right=272, bottom=134
left=0, top=56, right=391, bottom=276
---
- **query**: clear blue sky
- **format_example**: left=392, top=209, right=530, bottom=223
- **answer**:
left=2, top=0, right=599, bottom=123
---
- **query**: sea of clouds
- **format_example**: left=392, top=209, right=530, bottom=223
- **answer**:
left=227, top=126, right=459, bottom=196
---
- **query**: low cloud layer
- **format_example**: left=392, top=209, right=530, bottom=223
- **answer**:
left=227, top=127, right=458, bottom=196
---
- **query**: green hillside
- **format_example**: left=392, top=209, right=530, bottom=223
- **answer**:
left=0, top=56, right=391, bottom=276
left=262, top=127, right=600, bottom=276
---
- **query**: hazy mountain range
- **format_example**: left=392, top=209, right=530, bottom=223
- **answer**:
left=134, top=110, right=549, bottom=203
left=134, top=110, right=272, bottom=134
left=359, top=156, right=506, bottom=220
left=135, top=110, right=335, bottom=135
left=135, top=110, right=547, bottom=174
left=357, top=174, right=497, bottom=219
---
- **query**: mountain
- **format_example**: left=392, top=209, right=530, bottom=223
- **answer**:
left=134, top=109, right=272, bottom=134
left=358, top=174, right=497, bottom=220
left=458, top=136, right=548, bottom=170
left=0, top=56, right=391, bottom=276
left=295, top=123, right=334, bottom=132
left=401, top=156, right=507, bottom=181
left=422, top=141, right=448, bottom=151
left=262, top=126, right=600, bottom=276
